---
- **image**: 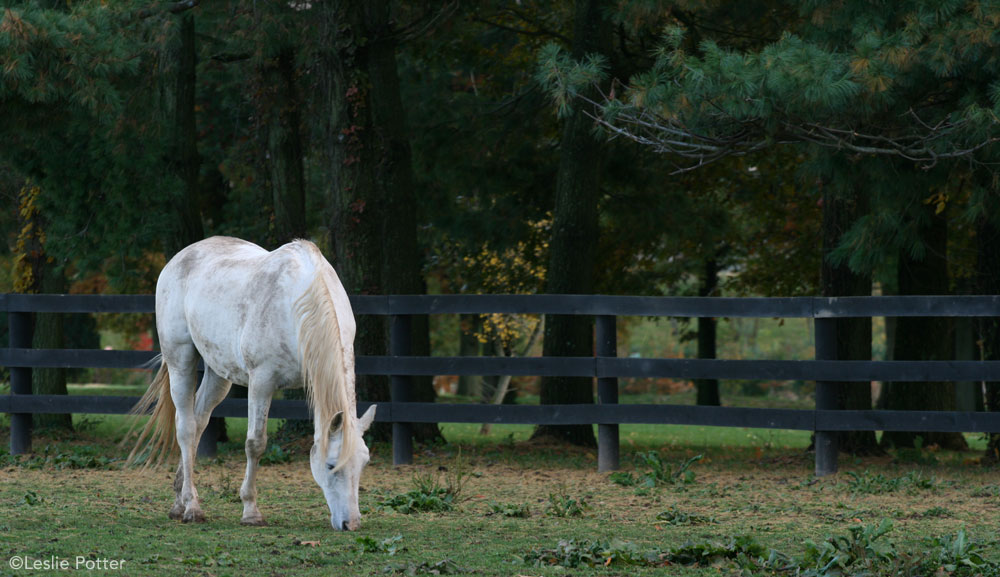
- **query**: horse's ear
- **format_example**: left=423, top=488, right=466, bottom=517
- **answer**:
left=359, top=405, right=376, bottom=434
left=329, top=411, right=344, bottom=436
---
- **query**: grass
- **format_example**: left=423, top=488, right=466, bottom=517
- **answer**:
left=0, top=384, right=996, bottom=575
left=2, top=422, right=999, bottom=577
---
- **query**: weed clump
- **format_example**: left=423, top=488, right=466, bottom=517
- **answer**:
left=1, top=444, right=118, bottom=470
left=520, top=521, right=1000, bottom=576
left=655, top=506, right=716, bottom=526
left=843, top=470, right=938, bottom=495
left=519, top=535, right=762, bottom=569
left=486, top=501, right=530, bottom=518
left=544, top=486, right=590, bottom=517
left=377, top=468, right=468, bottom=515
left=608, top=452, right=702, bottom=488
left=356, top=534, right=405, bottom=555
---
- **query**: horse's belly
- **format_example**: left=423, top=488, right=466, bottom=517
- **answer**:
left=187, top=320, right=249, bottom=385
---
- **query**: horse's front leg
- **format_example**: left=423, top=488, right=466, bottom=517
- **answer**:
left=240, top=378, right=275, bottom=526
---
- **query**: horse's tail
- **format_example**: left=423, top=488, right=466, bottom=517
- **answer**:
left=294, top=259, right=355, bottom=473
left=124, top=354, right=178, bottom=468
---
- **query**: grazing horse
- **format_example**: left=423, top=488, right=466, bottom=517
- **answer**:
left=129, top=236, right=376, bottom=531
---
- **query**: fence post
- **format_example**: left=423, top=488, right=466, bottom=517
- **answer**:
left=196, top=367, right=219, bottom=459
left=197, top=418, right=220, bottom=458
left=390, top=314, right=413, bottom=465
left=596, top=315, right=619, bottom=472
left=9, top=311, right=34, bottom=455
left=814, top=317, right=838, bottom=476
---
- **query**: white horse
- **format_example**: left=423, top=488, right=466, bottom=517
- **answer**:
left=129, top=236, right=376, bottom=531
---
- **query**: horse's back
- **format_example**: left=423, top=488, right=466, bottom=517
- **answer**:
left=156, top=236, right=334, bottom=387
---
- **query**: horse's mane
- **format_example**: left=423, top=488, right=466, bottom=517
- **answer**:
left=293, top=248, right=356, bottom=473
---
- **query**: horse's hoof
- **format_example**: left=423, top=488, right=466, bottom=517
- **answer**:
left=182, top=510, right=206, bottom=524
left=240, top=517, right=268, bottom=527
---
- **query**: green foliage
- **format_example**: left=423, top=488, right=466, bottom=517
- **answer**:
left=377, top=488, right=454, bottom=515
left=534, top=43, right=608, bottom=118
left=520, top=535, right=764, bottom=569
left=356, top=534, right=405, bottom=556
left=381, top=558, right=468, bottom=575
left=521, top=523, right=1000, bottom=576
left=257, top=444, right=293, bottom=465
left=519, top=538, right=661, bottom=568
left=931, top=528, right=994, bottom=575
left=0, top=2, right=140, bottom=116
left=22, top=490, right=43, bottom=506
left=799, top=519, right=897, bottom=574
left=486, top=501, right=531, bottom=518
left=543, top=488, right=589, bottom=517
left=601, top=2, right=1000, bottom=151
left=0, top=444, right=118, bottom=470
left=179, top=547, right=235, bottom=568
left=377, top=470, right=465, bottom=515
left=655, top=506, right=717, bottom=526
left=920, top=506, right=952, bottom=518
left=609, top=452, right=702, bottom=488
left=970, top=484, right=1000, bottom=498
left=843, top=470, right=938, bottom=495
left=668, top=535, right=767, bottom=567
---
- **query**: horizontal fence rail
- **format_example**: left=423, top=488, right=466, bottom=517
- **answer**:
left=3, top=293, right=1000, bottom=476
left=5, top=395, right=1000, bottom=433
left=5, top=349, right=1000, bottom=382
left=4, top=293, right=1000, bottom=317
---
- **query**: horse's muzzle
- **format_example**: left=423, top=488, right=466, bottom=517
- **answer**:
left=333, top=516, right=360, bottom=531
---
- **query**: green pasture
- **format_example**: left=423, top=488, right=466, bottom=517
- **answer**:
left=2, top=399, right=999, bottom=577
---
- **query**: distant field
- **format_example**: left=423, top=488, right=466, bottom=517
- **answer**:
left=0, top=383, right=990, bottom=453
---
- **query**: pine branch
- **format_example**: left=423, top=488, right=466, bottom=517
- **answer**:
left=210, top=52, right=252, bottom=63
left=471, top=16, right=571, bottom=44
left=579, top=89, right=1000, bottom=174
left=135, top=0, right=198, bottom=20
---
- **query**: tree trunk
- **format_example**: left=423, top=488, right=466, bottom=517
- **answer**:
left=695, top=258, right=720, bottom=406
left=263, top=46, right=311, bottom=439
left=32, top=270, right=71, bottom=430
left=318, top=1, right=441, bottom=442
left=821, top=181, right=879, bottom=454
left=363, top=1, right=441, bottom=443
left=977, top=213, right=1000, bottom=461
left=880, top=202, right=967, bottom=450
left=266, top=47, right=307, bottom=246
left=457, top=314, right=481, bottom=398
left=28, top=212, right=72, bottom=431
left=169, top=13, right=226, bottom=443
left=319, top=1, right=389, bottom=440
left=168, top=12, right=204, bottom=256
left=14, top=184, right=72, bottom=431
left=532, top=0, right=610, bottom=447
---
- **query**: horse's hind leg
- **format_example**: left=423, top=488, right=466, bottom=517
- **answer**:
left=169, top=365, right=232, bottom=522
left=240, top=376, right=275, bottom=526
left=193, top=368, right=232, bottom=447
left=167, top=347, right=209, bottom=523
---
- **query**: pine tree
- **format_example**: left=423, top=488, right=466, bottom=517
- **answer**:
left=550, top=0, right=999, bottom=452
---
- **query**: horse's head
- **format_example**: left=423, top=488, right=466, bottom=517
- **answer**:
left=310, top=404, right=376, bottom=530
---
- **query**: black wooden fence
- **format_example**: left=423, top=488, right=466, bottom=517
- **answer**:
left=3, top=293, right=1000, bottom=476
